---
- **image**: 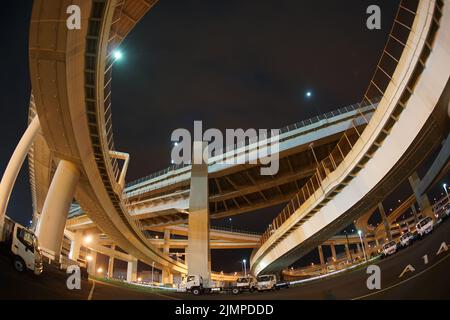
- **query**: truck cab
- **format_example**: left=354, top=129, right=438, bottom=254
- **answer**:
left=416, top=217, right=433, bottom=237
left=399, top=231, right=414, bottom=248
left=256, top=274, right=277, bottom=292
left=233, top=275, right=257, bottom=294
left=382, top=240, right=397, bottom=257
left=1, top=217, right=43, bottom=275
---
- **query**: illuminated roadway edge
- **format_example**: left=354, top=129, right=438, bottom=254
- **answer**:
left=251, top=0, right=450, bottom=275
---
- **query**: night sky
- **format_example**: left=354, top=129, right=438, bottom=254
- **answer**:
left=1, top=1, right=448, bottom=273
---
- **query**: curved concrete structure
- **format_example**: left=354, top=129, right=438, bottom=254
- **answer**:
left=251, top=0, right=449, bottom=275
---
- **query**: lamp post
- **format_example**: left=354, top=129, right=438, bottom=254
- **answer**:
left=358, top=230, right=367, bottom=262
left=243, top=259, right=247, bottom=277
left=229, top=218, right=233, bottom=232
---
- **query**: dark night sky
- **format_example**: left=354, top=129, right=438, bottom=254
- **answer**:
left=1, top=1, right=448, bottom=273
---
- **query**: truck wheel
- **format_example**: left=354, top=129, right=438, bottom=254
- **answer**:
left=192, top=288, right=201, bottom=296
left=232, top=288, right=240, bottom=295
left=13, top=256, right=26, bottom=273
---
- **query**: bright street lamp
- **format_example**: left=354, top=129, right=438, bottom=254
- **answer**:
left=357, top=230, right=367, bottom=262
left=443, top=183, right=449, bottom=202
left=84, top=235, right=93, bottom=244
left=97, top=267, right=103, bottom=274
left=242, top=259, right=247, bottom=277
left=113, top=50, right=123, bottom=61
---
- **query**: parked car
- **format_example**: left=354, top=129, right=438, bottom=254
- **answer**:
left=232, top=275, right=257, bottom=294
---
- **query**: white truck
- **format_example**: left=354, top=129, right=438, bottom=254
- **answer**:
left=416, top=217, right=434, bottom=237
left=0, top=217, right=43, bottom=275
left=381, top=240, right=397, bottom=258
left=232, top=275, right=257, bottom=294
left=178, top=275, right=222, bottom=295
left=399, top=231, right=415, bottom=248
left=256, top=274, right=277, bottom=292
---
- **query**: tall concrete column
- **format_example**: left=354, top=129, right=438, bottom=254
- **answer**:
left=378, top=202, right=392, bottom=241
left=344, top=243, right=351, bottom=260
left=107, top=245, right=115, bottom=278
left=68, top=230, right=83, bottom=261
left=408, top=172, right=433, bottom=219
left=35, top=160, right=80, bottom=259
left=162, top=229, right=173, bottom=284
left=127, top=258, right=138, bottom=282
left=411, top=204, right=419, bottom=224
left=330, top=244, right=337, bottom=261
left=187, top=141, right=211, bottom=284
left=0, top=116, right=40, bottom=237
left=318, top=245, right=325, bottom=265
left=87, top=251, right=97, bottom=275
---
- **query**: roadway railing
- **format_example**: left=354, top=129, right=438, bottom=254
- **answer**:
left=256, top=0, right=421, bottom=248
left=125, top=102, right=375, bottom=189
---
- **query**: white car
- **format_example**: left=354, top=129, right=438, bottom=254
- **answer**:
left=399, top=231, right=414, bottom=248
left=416, top=217, right=434, bottom=237
left=382, top=240, right=397, bottom=257
left=256, top=274, right=277, bottom=292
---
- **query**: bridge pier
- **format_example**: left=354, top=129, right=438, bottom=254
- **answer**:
left=408, top=172, right=434, bottom=219
left=68, top=230, right=82, bottom=261
left=378, top=202, right=392, bottom=242
left=187, top=141, right=211, bottom=284
left=317, top=245, right=325, bottom=271
left=107, top=245, right=115, bottom=278
left=35, top=160, right=80, bottom=259
left=0, top=116, right=40, bottom=237
left=127, top=258, right=138, bottom=282
left=87, top=251, right=97, bottom=275
left=344, top=243, right=351, bottom=261
left=330, top=244, right=337, bottom=262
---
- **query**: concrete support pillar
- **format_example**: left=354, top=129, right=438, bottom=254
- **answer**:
left=163, top=229, right=170, bottom=255
left=364, top=239, right=370, bottom=258
left=87, top=251, right=97, bottom=275
left=187, top=141, right=211, bottom=284
left=35, top=160, right=80, bottom=259
left=127, top=258, right=138, bottom=282
left=0, top=116, right=40, bottom=237
left=378, top=202, right=392, bottom=241
left=344, top=243, right=351, bottom=260
left=68, top=230, right=83, bottom=261
left=318, top=245, right=325, bottom=265
left=411, top=204, right=419, bottom=223
left=330, top=244, right=337, bottom=262
left=162, top=268, right=174, bottom=284
left=107, top=245, right=115, bottom=278
left=408, top=172, right=433, bottom=219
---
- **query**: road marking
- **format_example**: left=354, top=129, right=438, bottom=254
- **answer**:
left=353, top=252, right=450, bottom=300
left=93, top=279, right=181, bottom=300
left=87, top=280, right=96, bottom=300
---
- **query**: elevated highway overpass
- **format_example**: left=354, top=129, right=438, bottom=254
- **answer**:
left=251, top=0, right=450, bottom=276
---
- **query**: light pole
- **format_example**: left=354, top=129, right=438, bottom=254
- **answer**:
left=151, top=261, right=155, bottom=285
left=229, top=218, right=233, bottom=232
left=358, top=230, right=367, bottom=262
left=243, top=259, right=247, bottom=277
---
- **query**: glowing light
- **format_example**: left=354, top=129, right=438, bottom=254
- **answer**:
left=84, top=235, right=93, bottom=244
left=97, top=267, right=103, bottom=273
left=306, top=91, right=312, bottom=98
left=113, top=50, right=123, bottom=60
left=86, top=255, right=93, bottom=262
left=137, top=277, right=142, bottom=282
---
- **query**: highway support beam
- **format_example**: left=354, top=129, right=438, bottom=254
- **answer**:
left=187, top=141, right=211, bottom=285
left=127, top=258, right=138, bottom=283
left=107, top=245, right=115, bottom=278
left=162, top=229, right=173, bottom=284
left=318, top=245, right=325, bottom=272
left=35, top=160, right=80, bottom=260
left=87, top=251, right=97, bottom=275
left=68, top=230, right=82, bottom=262
left=408, top=172, right=434, bottom=220
left=0, top=116, right=40, bottom=237
left=378, top=202, right=392, bottom=242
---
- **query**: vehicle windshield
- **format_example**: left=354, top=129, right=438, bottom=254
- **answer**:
left=237, top=277, right=250, bottom=283
left=419, top=218, right=431, bottom=227
left=257, top=275, right=272, bottom=282
left=384, top=241, right=396, bottom=249
left=401, top=232, right=411, bottom=239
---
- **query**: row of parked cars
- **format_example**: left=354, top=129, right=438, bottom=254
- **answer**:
left=382, top=206, right=449, bottom=257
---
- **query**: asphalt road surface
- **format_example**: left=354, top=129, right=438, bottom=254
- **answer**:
left=1, top=218, right=449, bottom=300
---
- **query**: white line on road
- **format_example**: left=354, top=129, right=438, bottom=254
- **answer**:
left=87, top=280, right=96, bottom=300
left=353, top=252, right=450, bottom=300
